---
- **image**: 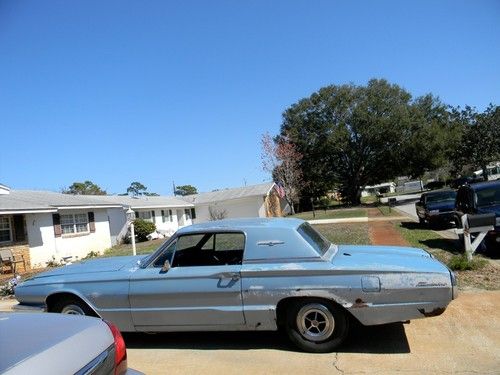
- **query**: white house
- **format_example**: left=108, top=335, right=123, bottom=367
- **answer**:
left=92, top=195, right=195, bottom=245
left=0, top=182, right=289, bottom=270
left=361, top=182, right=396, bottom=197
left=0, top=185, right=122, bottom=269
left=182, top=182, right=289, bottom=223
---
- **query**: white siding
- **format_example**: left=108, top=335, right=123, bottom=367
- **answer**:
left=193, top=196, right=266, bottom=223
left=152, top=209, right=181, bottom=236
left=27, top=209, right=112, bottom=267
left=107, top=207, right=127, bottom=246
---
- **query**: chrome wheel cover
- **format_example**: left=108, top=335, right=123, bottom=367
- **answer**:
left=296, top=303, right=335, bottom=342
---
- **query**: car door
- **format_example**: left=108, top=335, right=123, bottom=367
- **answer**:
left=129, top=232, right=246, bottom=330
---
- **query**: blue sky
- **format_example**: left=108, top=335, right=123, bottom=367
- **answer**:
left=1, top=0, right=499, bottom=195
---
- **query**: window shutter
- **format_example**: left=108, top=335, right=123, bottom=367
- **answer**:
left=161, top=210, right=165, bottom=223
left=135, top=211, right=139, bottom=219
left=151, top=210, right=155, bottom=222
left=191, top=208, right=196, bottom=219
left=13, top=215, right=26, bottom=242
left=88, top=212, right=96, bottom=233
left=169, top=209, right=173, bottom=222
left=52, top=214, right=62, bottom=237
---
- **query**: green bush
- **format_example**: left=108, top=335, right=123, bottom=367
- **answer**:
left=133, top=219, right=156, bottom=242
left=317, top=197, right=332, bottom=211
left=448, top=254, right=487, bottom=271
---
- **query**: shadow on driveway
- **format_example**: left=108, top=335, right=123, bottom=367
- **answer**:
left=123, top=322, right=410, bottom=354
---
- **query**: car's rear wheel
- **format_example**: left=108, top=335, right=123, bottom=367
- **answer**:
left=286, top=299, right=348, bottom=353
left=53, top=297, right=94, bottom=316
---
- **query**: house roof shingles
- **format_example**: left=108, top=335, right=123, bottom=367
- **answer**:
left=0, top=190, right=123, bottom=213
left=0, top=182, right=272, bottom=213
left=181, top=182, right=275, bottom=205
left=92, top=195, right=193, bottom=209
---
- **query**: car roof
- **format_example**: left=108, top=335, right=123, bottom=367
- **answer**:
left=176, top=217, right=305, bottom=234
left=469, top=180, right=500, bottom=191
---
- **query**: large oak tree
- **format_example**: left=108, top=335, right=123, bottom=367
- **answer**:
left=280, top=79, right=454, bottom=204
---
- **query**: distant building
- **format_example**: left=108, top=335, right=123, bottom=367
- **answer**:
left=361, top=182, right=396, bottom=197
left=181, top=182, right=289, bottom=223
left=0, top=182, right=289, bottom=269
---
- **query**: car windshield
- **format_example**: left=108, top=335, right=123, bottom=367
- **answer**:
left=297, top=222, right=331, bottom=256
left=426, top=191, right=456, bottom=203
left=475, top=187, right=500, bottom=207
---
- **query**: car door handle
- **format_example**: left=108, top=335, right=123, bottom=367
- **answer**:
left=215, top=272, right=240, bottom=281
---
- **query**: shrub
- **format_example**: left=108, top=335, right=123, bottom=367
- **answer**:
left=448, top=254, right=487, bottom=271
left=46, top=256, right=63, bottom=268
left=0, top=275, right=20, bottom=296
left=317, top=197, right=331, bottom=211
left=82, top=251, right=100, bottom=260
left=133, top=219, right=156, bottom=242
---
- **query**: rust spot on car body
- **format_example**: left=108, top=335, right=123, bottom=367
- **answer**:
left=352, top=298, right=368, bottom=308
left=418, top=307, right=446, bottom=317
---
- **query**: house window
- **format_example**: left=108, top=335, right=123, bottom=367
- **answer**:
left=185, top=209, right=191, bottom=221
left=162, top=210, right=172, bottom=223
left=169, top=209, right=173, bottom=222
left=60, top=214, right=89, bottom=235
left=0, top=216, right=12, bottom=243
left=190, top=208, right=196, bottom=220
left=138, top=211, right=153, bottom=222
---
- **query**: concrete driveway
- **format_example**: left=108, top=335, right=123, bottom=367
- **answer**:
left=121, top=291, right=498, bottom=374
left=1, top=291, right=499, bottom=374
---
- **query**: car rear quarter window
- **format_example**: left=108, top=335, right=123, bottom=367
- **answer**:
left=297, top=223, right=330, bottom=256
left=214, top=233, right=245, bottom=251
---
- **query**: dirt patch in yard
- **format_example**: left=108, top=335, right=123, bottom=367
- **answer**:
left=367, top=209, right=409, bottom=246
left=455, top=262, right=500, bottom=291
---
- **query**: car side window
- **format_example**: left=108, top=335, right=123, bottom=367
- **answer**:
left=172, top=232, right=245, bottom=267
left=153, top=240, right=176, bottom=267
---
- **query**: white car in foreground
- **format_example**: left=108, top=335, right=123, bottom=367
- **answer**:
left=0, top=312, right=142, bottom=375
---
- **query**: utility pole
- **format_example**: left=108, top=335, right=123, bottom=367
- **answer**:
left=172, top=181, right=176, bottom=196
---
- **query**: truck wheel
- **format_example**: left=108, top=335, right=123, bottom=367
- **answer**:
left=286, top=299, right=349, bottom=353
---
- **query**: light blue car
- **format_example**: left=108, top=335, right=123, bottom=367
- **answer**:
left=14, top=218, right=456, bottom=352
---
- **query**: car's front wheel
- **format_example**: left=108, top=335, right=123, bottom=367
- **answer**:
left=52, top=297, right=94, bottom=316
left=286, top=299, right=349, bottom=353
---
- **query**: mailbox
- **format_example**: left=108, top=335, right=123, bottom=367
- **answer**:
left=466, top=213, right=496, bottom=228
left=388, top=198, right=397, bottom=207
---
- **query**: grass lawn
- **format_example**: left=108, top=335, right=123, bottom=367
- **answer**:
left=360, top=195, right=378, bottom=204
left=292, top=208, right=367, bottom=221
left=314, top=223, right=371, bottom=245
left=394, top=221, right=499, bottom=290
left=103, top=238, right=166, bottom=257
left=377, top=205, right=401, bottom=216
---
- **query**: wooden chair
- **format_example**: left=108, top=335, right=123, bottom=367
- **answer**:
left=0, top=249, right=26, bottom=274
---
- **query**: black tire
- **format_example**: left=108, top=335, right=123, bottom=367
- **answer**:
left=285, top=299, right=349, bottom=353
left=418, top=217, right=426, bottom=225
left=52, top=297, right=95, bottom=316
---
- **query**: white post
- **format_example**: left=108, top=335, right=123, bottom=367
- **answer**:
left=130, top=221, right=136, bottom=256
left=126, top=207, right=137, bottom=257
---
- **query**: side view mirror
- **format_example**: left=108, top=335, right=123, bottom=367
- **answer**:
left=161, top=260, right=171, bottom=273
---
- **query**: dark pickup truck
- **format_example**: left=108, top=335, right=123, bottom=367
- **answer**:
left=454, top=180, right=500, bottom=251
left=416, top=190, right=457, bottom=227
